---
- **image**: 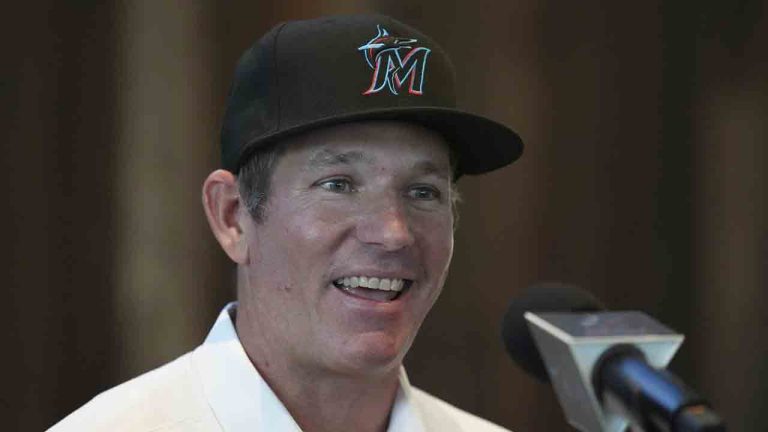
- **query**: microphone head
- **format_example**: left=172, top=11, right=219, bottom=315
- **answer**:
left=501, top=282, right=605, bottom=382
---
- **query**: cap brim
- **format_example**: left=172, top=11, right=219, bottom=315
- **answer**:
left=237, top=107, right=523, bottom=177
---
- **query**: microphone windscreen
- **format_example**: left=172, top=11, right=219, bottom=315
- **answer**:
left=501, top=282, right=605, bottom=382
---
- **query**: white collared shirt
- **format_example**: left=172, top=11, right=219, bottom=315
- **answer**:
left=50, top=303, right=511, bottom=431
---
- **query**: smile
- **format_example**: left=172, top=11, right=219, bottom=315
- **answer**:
left=332, top=276, right=412, bottom=302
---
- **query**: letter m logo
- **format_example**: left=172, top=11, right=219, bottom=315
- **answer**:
left=358, top=26, right=431, bottom=96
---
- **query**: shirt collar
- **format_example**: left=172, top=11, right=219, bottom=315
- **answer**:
left=191, top=302, right=426, bottom=432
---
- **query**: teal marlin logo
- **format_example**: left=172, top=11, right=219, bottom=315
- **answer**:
left=358, top=25, right=431, bottom=96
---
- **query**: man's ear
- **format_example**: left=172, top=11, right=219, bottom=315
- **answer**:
left=202, top=169, right=248, bottom=264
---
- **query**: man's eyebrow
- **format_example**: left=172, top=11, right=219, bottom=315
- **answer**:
left=412, top=160, right=451, bottom=181
left=306, top=149, right=374, bottom=169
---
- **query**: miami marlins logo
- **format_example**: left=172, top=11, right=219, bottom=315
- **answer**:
left=358, top=25, right=431, bottom=96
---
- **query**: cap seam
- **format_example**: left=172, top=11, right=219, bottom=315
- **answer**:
left=272, top=22, right=288, bottom=133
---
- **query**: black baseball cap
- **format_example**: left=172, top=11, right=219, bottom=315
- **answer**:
left=220, top=14, right=523, bottom=177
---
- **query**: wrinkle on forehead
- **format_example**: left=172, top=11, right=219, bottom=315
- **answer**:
left=306, top=149, right=375, bottom=170
left=289, top=121, right=452, bottom=178
left=305, top=148, right=450, bottom=180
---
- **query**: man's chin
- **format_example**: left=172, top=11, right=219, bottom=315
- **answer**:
left=331, top=334, right=407, bottom=377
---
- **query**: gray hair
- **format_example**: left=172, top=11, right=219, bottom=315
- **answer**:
left=237, top=142, right=287, bottom=223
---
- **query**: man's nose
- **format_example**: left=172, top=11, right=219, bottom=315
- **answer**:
left=355, top=200, right=416, bottom=251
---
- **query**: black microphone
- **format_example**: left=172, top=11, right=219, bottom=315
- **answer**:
left=501, top=282, right=605, bottom=382
left=501, top=283, right=726, bottom=432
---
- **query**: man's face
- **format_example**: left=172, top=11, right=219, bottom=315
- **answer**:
left=237, top=121, right=454, bottom=377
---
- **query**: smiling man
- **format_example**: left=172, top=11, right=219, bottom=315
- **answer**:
left=50, top=14, right=522, bottom=432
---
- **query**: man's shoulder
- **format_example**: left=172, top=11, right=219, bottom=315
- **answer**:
left=411, top=386, right=513, bottom=432
left=48, top=352, right=221, bottom=432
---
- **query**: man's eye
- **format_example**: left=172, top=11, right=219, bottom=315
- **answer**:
left=408, top=186, right=441, bottom=201
left=318, top=178, right=354, bottom=193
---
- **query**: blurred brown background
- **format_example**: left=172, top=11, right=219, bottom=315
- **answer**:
left=2, top=1, right=766, bottom=431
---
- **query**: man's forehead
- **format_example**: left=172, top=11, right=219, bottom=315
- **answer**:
left=279, top=121, right=450, bottom=171
left=303, top=147, right=450, bottom=180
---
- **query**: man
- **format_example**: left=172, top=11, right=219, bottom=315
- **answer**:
left=50, top=14, right=523, bottom=432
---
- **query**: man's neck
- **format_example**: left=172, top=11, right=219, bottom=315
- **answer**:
left=235, top=303, right=401, bottom=432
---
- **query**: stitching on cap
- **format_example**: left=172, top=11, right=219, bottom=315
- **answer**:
left=272, top=22, right=288, bottom=132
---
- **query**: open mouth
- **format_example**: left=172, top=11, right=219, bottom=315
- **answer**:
left=332, top=277, right=413, bottom=302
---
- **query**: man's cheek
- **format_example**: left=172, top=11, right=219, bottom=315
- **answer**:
left=298, top=209, right=355, bottom=240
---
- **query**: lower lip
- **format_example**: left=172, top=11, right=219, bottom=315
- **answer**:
left=332, top=283, right=411, bottom=314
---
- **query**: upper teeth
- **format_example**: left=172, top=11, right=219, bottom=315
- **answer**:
left=335, top=277, right=405, bottom=292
